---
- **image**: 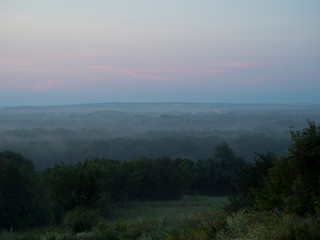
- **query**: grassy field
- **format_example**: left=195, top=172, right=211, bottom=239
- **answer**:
left=0, top=196, right=228, bottom=240
left=108, top=195, right=228, bottom=224
left=103, top=195, right=228, bottom=239
left=1, top=195, right=319, bottom=240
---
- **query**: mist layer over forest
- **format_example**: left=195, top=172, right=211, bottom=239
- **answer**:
left=1, top=103, right=319, bottom=169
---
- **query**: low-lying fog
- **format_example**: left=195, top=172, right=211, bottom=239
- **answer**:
left=1, top=103, right=319, bottom=169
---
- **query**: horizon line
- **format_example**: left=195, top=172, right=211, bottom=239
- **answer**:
left=1, top=101, right=320, bottom=109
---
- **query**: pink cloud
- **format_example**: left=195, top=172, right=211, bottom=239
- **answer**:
left=89, top=65, right=225, bottom=74
left=121, top=69, right=165, bottom=81
left=89, top=65, right=167, bottom=81
left=29, top=80, right=65, bottom=90
left=131, top=67, right=225, bottom=74
left=89, top=65, right=226, bottom=81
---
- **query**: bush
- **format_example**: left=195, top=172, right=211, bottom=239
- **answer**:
left=63, top=207, right=101, bottom=233
left=76, top=231, right=101, bottom=240
left=254, top=121, right=320, bottom=215
left=39, top=231, right=64, bottom=240
left=0, top=231, right=14, bottom=240
left=120, top=228, right=142, bottom=239
left=99, top=230, right=119, bottom=240
left=0, top=164, right=53, bottom=230
left=272, top=214, right=320, bottom=240
left=163, top=210, right=228, bottom=240
left=47, top=161, right=104, bottom=212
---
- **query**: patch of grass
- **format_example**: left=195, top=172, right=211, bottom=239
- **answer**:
left=4, top=204, right=320, bottom=240
left=108, top=195, right=228, bottom=224
left=10, top=196, right=319, bottom=240
left=102, top=196, right=228, bottom=239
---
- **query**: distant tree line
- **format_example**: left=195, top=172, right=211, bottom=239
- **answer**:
left=0, top=129, right=289, bottom=169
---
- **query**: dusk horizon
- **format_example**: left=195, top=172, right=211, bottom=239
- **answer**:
left=2, top=101, right=320, bottom=110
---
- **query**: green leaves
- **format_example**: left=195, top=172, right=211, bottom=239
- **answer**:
left=254, top=121, right=320, bottom=215
left=46, top=161, right=104, bottom=211
left=0, top=160, right=53, bottom=230
left=0, top=150, right=34, bottom=171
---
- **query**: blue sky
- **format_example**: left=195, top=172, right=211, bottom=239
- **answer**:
left=0, top=0, right=319, bottom=106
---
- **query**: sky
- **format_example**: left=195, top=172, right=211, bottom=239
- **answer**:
left=1, top=0, right=320, bottom=106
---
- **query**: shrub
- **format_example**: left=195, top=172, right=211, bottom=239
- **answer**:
left=0, top=163, right=53, bottom=230
left=273, top=214, right=320, bottom=240
left=63, top=207, right=101, bottom=233
left=120, top=228, right=142, bottom=239
left=0, top=231, right=14, bottom=240
left=39, top=231, right=63, bottom=240
left=76, top=231, right=101, bottom=240
left=47, top=161, right=104, bottom=212
left=254, top=121, right=320, bottom=215
left=238, top=211, right=320, bottom=240
left=115, top=220, right=127, bottom=232
left=163, top=210, right=228, bottom=240
left=60, top=234, right=77, bottom=240
left=99, top=230, right=119, bottom=240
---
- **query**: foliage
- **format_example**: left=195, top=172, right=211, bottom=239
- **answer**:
left=126, top=157, right=155, bottom=200
left=163, top=210, right=229, bottom=240
left=106, top=196, right=227, bottom=240
left=63, top=207, right=101, bottom=233
left=92, top=158, right=135, bottom=202
left=0, top=141, right=245, bottom=230
left=1, top=195, right=319, bottom=240
left=151, top=157, right=184, bottom=199
left=99, top=230, right=119, bottom=240
left=164, top=209, right=320, bottom=240
left=93, top=156, right=213, bottom=201
left=0, top=150, right=34, bottom=171
left=3, top=120, right=320, bottom=238
left=254, top=121, right=320, bottom=215
left=270, top=214, right=320, bottom=240
left=288, top=120, right=320, bottom=214
left=0, top=162, right=53, bottom=230
left=238, top=152, right=275, bottom=200
left=193, top=142, right=244, bottom=195
left=46, top=161, right=104, bottom=213
left=39, top=231, right=64, bottom=240
left=225, top=152, right=275, bottom=213
left=0, top=126, right=289, bottom=170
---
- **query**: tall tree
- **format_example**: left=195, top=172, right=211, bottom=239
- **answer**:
left=255, top=121, right=320, bottom=215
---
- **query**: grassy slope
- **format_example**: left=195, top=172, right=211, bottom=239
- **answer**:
left=2, top=196, right=319, bottom=240
left=103, top=196, right=228, bottom=239
left=108, top=195, right=228, bottom=224
left=0, top=196, right=227, bottom=240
